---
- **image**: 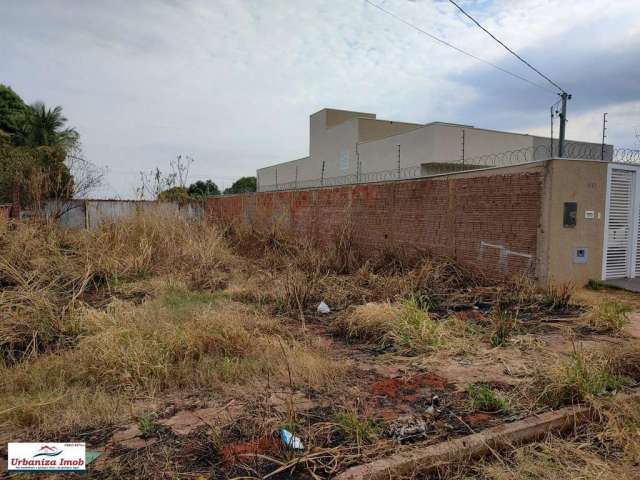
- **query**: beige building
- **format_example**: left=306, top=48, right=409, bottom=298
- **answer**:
left=257, top=108, right=612, bottom=191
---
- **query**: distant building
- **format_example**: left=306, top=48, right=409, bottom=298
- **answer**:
left=257, top=108, right=612, bottom=191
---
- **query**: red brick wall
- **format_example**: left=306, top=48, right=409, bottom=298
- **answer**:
left=207, top=171, right=543, bottom=278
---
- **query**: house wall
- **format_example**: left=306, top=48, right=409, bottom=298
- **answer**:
left=209, top=163, right=546, bottom=279
left=357, top=117, right=421, bottom=143
left=356, top=123, right=538, bottom=175
left=257, top=108, right=614, bottom=191
left=539, top=159, right=607, bottom=286
left=257, top=109, right=425, bottom=188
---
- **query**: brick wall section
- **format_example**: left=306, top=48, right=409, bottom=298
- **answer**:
left=207, top=171, right=543, bottom=278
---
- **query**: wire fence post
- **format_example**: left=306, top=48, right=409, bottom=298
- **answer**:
left=356, top=143, right=360, bottom=183
left=601, top=112, right=608, bottom=160
left=550, top=106, right=554, bottom=155
left=461, top=129, right=466, bottom=166
left=257, top=145, right=640, bottom=192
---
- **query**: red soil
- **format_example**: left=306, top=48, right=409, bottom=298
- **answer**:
left=369, top=373, right=448, bottom=399
left=221, top=434, right=281, bottom=464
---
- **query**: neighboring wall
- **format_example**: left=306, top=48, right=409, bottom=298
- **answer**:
left=39, top=200, right=204, bottom=228
left=538, top=159, right=607, bottom=285
left=209, top=163, right=545, bottom=279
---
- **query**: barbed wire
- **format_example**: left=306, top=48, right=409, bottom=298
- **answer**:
left=259, top=144, right=640, bottom=192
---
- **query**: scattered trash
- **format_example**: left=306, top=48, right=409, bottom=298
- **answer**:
left=386, top=415, right=429, bottom=443
left=317, top=301, right=331, bottom=314
left=431, top=395, right=440, bottom=406
left=425, top=405, right=435, bottom=415
left=279, top=429, right=304, bottom=450
left=85, top=451, right=102, bottom=465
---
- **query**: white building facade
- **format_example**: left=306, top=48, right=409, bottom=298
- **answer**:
left=257, top=108, right=612, bottom=191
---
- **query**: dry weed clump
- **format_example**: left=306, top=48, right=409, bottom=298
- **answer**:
left=0, top=214, right=232, bottom=363
left=469, top=436, right=636, bottom=480
left=333, top=302, right=401, bottom=346
left=333, top=299, right=460, bottom=354
left=587, top=300, right=632, bottom=334
left=593, top=395, right=640, bottom=464
left=0, top=272, right=87, bottom=364
left=530, top=343, right=640, bottom=409
left=0, top=285, right=345, bottom=435
left=488, top=307, right=520, bottom=347
left=76, top=212, right=233, bottom=288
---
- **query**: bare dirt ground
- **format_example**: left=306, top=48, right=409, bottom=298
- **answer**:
left=1, top=216, right=639, bottom=479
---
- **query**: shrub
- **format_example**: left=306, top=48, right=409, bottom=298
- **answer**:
left=489, top=307, right=519, bottom=347
left=588, top=300, right=631, bottom=334
left=467, top=384, right=508, bottom=412
left=333, top=299, right=447, bottom=354
left=536, top=347, right=629, bottom=408
left=333, top=410, right=380, bottom=445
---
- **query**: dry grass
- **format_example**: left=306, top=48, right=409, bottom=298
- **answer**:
left=3, top=214, right=639, bottom=480
left=587, top=299, right=632, bottom=334
left=0, top=214, right=232, bottom=364
left=469, top=437, right=636, bottom=480
left=0, top=216, right=346, bottom=437
left=0, top=283, right=345, bottom=435
left=528, top=343, right=640, bottom=410
left=332, top=299, right=476, bottom=355
left=437, top=394, right=640, bottom=480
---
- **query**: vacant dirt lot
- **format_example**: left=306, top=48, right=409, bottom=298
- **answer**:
left=1, top=214, right=639, bottom=479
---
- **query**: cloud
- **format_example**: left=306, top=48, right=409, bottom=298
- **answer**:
left=1, top=0, right=638, bottom=197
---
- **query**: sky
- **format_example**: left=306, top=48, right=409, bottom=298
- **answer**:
left=2, top=0, right=639, bottom=198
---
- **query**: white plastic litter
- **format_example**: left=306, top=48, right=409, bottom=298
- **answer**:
left=279, top=429, right=304, bottom=450
left=317, top=301, right=331, bottom=314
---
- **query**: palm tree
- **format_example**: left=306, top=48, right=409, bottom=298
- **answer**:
left=14, top=102, right=78, bottom=150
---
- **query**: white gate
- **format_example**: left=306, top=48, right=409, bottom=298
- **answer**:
left=604, top=165, right=640, bottom=279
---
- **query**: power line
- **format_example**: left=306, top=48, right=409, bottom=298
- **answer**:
left=363, top=0, right=555, bottom=94
left=447, top=0, right=565, bottom=93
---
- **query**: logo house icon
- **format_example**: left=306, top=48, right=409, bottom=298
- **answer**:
left=33, top=445, right=63, bottom=458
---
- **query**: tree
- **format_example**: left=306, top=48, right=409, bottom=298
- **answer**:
left=0, top=84, right=28, bottom=135
left=157, top=186, right=191, bottom=202
left=137, top=155, right=194, bottom=200
left=224, top=176, right=256, bottom=194
left=0, top=88, right=102, bottom=210
left=13, top=102, right=79, bottom=149
left=188, top=179, right=220, bottom=197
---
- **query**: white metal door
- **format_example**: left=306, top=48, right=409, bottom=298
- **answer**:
left=605, top=168, right=635, bottom=279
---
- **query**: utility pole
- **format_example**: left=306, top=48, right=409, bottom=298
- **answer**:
left=557, top=92, right=571, bottom=158
left=601, top=112, right=608, bottom=160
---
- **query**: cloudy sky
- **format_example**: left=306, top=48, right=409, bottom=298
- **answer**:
left=2, top=0, right=639, bottom=197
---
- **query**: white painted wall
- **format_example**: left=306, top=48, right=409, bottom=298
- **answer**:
left=257, top=109, right=614, bottom=190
